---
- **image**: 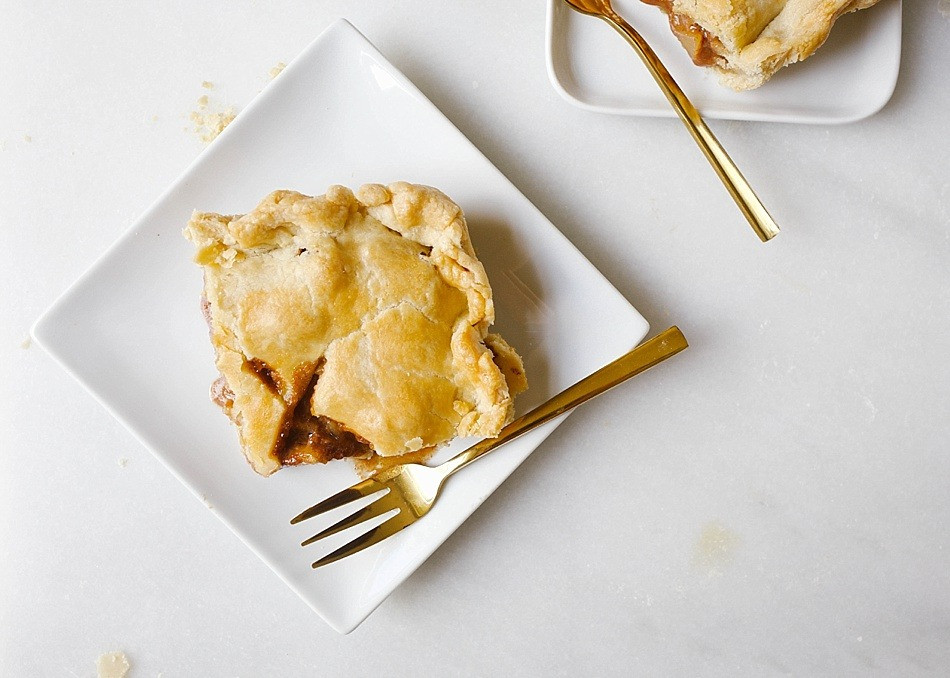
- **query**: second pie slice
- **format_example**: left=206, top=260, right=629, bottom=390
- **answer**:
left=642, top=0, right=882, bottom=90
left=184, top=182, right=526, bottom=476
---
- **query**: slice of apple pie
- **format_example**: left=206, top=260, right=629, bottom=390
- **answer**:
left=641, top=0, right=882, bottom=90
left=184, top=182, right=526, bottom=476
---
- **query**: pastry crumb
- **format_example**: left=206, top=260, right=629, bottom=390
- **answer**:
left=189, top=82, right=237, bottom=143
left=20, top=336, right=31, bottom=349
left=96, top=651, right=130, bottom=678
left=117, top=457, right=129, bottom=468
left=24, top=134, right=32, bottom=143
left=354, top=446, right=437, bottom=478
left=190, top=108, right=236, bottom=143
left=269, top=62, right=286, bottom=79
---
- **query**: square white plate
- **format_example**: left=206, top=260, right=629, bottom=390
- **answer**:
left=546, top=0, right=902, bottom=123
left=32, top=19, right=649, bottom=633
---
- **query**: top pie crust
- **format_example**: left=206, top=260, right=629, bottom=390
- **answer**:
left=184, top=182, right=526, bottom=476
left=644, top=0, right=882, bottom=90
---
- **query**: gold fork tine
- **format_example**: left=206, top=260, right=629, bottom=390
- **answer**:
left=290, top=478, right=387, bottom=525
left=311, top=508, right=417, bottom=569
left=300, top=488, right=405, bottom=546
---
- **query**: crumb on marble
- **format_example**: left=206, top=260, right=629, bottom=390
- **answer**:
left=118, top=458, right=129, bottom=468
left=97, top=651, right=130, bottom=678
left=24, top=134, right=32, bottom=143
left=692, top=521, right=740, bottom=576
left=20, top=336, right=31, bottom=349
left=202, top=80, right=214, bottom=89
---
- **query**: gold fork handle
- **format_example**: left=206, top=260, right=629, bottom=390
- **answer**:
left=602, top=12, right=779, bottom=243
left=435, top=326, right=688, bottom=479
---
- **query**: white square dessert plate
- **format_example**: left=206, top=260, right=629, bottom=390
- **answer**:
left=32, top=19, right=649, bottom=633
left=546, top=0, right=902, bottom=123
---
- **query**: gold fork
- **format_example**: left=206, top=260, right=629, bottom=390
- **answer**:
left=563, top=0, right=780, bottom=243
left=292, top=326, right=688, bottom=568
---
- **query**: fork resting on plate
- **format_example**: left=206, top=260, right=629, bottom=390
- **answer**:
left=292, top=325, right=688, bottom=568
left=563, top=0, right=780, bottom=242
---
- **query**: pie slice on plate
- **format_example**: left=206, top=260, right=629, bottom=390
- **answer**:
left=641, top=0, right=883, bottom=89
left=184, top=182, right=526, bottom=476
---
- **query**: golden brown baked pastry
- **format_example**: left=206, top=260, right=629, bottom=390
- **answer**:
left=641, top=0, right=881, bottom=90
left=184, top=182, right=526, bottom=476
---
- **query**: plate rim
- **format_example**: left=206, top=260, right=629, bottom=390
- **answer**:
left=31, top=18, right=651, bottom=634
left=544, top=0, right=902, bottom=124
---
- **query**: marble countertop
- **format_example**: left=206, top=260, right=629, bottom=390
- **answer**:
left=2, top=1, right=948, bottom=675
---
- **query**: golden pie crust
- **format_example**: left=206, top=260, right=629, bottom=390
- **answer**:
left=184, top=182, right=526, bottom=476
left=643, top=0, right=882, bottom=90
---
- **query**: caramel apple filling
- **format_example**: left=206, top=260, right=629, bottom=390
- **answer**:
left=277, top=374, right=374, bottom=466
left=244, top=358, right=374, bottom=465
left=668, top=13, right=723, bottom=67
left=204, top=297, right=374, bottom=465
left=641, top=0, right=724, bottom=67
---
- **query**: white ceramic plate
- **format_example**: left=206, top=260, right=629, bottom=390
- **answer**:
left=32, top=20, right=649, bottom=634
left=546, top=0, right=902, bottom=123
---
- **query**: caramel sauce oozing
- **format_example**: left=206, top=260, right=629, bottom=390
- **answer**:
left=247, top=357, right=284, bottom=396
left=261, top=364, right=374, bottom=465
left=279, top=413, right=374, bottom=465
left=669, top=13, right=720, bottom=67
left=640, top=0, right=722, bottom=67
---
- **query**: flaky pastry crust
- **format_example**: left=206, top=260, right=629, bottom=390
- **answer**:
left=645, top=0, right=881, bottom=90
left=184, top=182, right=525, bottom=476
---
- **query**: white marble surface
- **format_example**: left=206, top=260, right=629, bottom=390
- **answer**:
left=2, top=1, right=948, bottom=676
